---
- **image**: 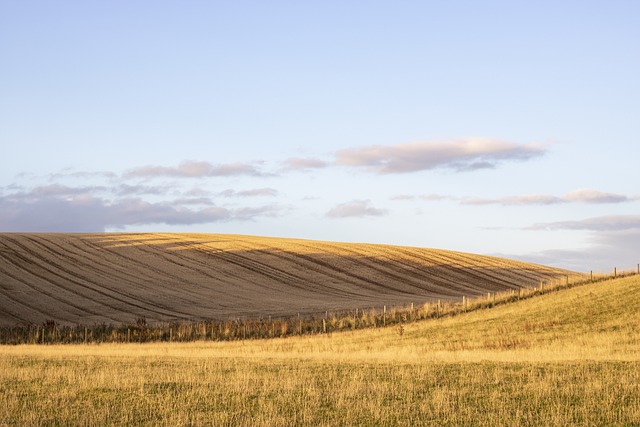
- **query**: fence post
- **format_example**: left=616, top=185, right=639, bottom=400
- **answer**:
left=614, top=267, right=617, bottom=277
left=323, top=318, right=326, bottom=334
left=383, top=305, right=386, bottom=326
left=590, top=270, right=593, bottom=282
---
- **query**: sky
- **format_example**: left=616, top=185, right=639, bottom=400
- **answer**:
left=1, top=1, right=639, bottom=273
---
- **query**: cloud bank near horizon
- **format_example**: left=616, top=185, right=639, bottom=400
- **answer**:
left=390, top=189, right=636, bottom=206
left=0, top=182, right=282, bottom=232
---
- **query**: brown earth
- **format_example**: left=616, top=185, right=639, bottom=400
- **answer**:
left=0, top=233, right=584, bottom=326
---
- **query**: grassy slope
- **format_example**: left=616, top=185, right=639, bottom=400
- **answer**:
left=1, top=275, right=639, bottom=425
left=0, top=232, right=584, bottom=326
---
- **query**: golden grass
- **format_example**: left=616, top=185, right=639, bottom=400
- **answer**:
left=1, top=275, right=639, bottom=425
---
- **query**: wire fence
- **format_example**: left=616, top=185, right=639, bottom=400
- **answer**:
left=1, top=268, right=637, bottom=345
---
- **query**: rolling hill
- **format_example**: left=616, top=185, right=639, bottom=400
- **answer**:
left=0, top=233, right=584, bottom=326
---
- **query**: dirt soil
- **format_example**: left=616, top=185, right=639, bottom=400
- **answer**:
left=0, top=233, right=583, bottom=326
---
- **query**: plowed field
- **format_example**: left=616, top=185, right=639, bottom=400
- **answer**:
left=0, top=233, right=584, bottom=326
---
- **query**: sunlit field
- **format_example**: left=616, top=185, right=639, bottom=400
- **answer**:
left=0, top=233, right=583, bottom=327
left=2, top=275, right=639, bottom=425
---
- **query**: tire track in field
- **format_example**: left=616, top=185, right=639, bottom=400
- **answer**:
left=172, top=239, right=359, bottom=298
left=390, top=247, right=523, bottom=293
left=289, top=240, right=462, bottom=297
left=438, top=249, right=576, bottom=284
left=252, top=238, right=426, bottom=296
left=358, top=246, right=487, bottom=297
left=0, top=242, right=120, bottom=323
left=37, top=234, right=207, bottom=307
left=83, top=234, right=269, bottom=303
left=165, top=232, right=393, bottom=299
left=326, top=243, right=476, bottom=296
left=1, top=233, right=585, bottom=325
left=21, top=235, right=195, bottom=317
left=2, top=235, right=189, bottom=321
left=406, top=248, right=530, bottom=291
left=432, top=250, right=547, bottom=285
left=193, top=237, right=388, bottom=298
left=101, top=234, right=314, bottom=300
left=78, top=235, right=248, bottom=304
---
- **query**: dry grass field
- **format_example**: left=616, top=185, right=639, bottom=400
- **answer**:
left=1, top=275, right=639, bottom=425
left=0, top=233, right=584, bottom=326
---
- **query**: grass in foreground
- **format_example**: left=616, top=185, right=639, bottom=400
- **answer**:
left=1, top=275, right=639, bottom=426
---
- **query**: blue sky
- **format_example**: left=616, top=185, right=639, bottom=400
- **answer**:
left=1, top=1, right=639, bottom=272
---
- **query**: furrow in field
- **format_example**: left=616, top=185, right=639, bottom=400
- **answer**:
left=117, top=234, right=307, bottom=300
left=2, top=235, right=187, bottom=322
left=0, top=233, right=585, bottom=325
left=291, top=241, right=469, bottom=297
left=20, top=235, right=196, bottom=318
left=393, top=248, right=523, bottom=293
left=0, top=241, right=122, bottom=323
left=48, top=234, right=223, bottom=306
left=195, top=237, right=391, bottom=298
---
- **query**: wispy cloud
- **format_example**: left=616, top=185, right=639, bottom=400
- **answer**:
left=326, top=200, right=388, bottom=218
left=49, top=170, right=118, bottom=180
left=218, top=188, right=278, bottom=197
left=391, top=189, right=634, bottom=206
left=464, top=194, right=563, bottom=206
left=124, top=161, right=265, bottom=179
left=335, top=138, right=546, bottom=174
left=563, top=189, right=631, bottom=204
left=390, top=193, right=455, bottom=202
left=0, top=185, right=283, bottom=232
left=529, top=215, right=640, bottom=231
left=115, top=184, right=176, bottom=196
left=282, top=157, right=329, bottom=171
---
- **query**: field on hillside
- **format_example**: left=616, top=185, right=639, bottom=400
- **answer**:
left=0, top=233, right=584, bottom=326
left=1, top=275, right=639, bottom=426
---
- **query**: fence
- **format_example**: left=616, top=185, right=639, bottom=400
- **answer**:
left=0, top=268, right=637, bottom=345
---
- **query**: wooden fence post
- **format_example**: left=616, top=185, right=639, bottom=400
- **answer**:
left=383, top=305, right=386, bottom=326
left=323, top=318, right=326, bottom=334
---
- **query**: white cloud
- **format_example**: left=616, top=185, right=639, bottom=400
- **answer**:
left=124, top=161, right=265, bottom=178
left=219, top=188, right=278, bottom=197
left=335, top=138, right=546, bottom=174
left=0, top=184, right=283, bottom=231
left=282, top=157, right=329, bottom=171
left=394, top=189, right=633, bottom=206
left=564, top=189, right=630, bottom=204
left=464, top=194, right=563, bottom=206
left=326, top=200, right=388, bottom=218
left=529, top=215, right=640, bottom=231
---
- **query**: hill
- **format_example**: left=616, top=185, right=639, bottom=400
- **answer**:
left=0, top=232, right=583, bottom=326
left=1, top=275, right=638, bottom=425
